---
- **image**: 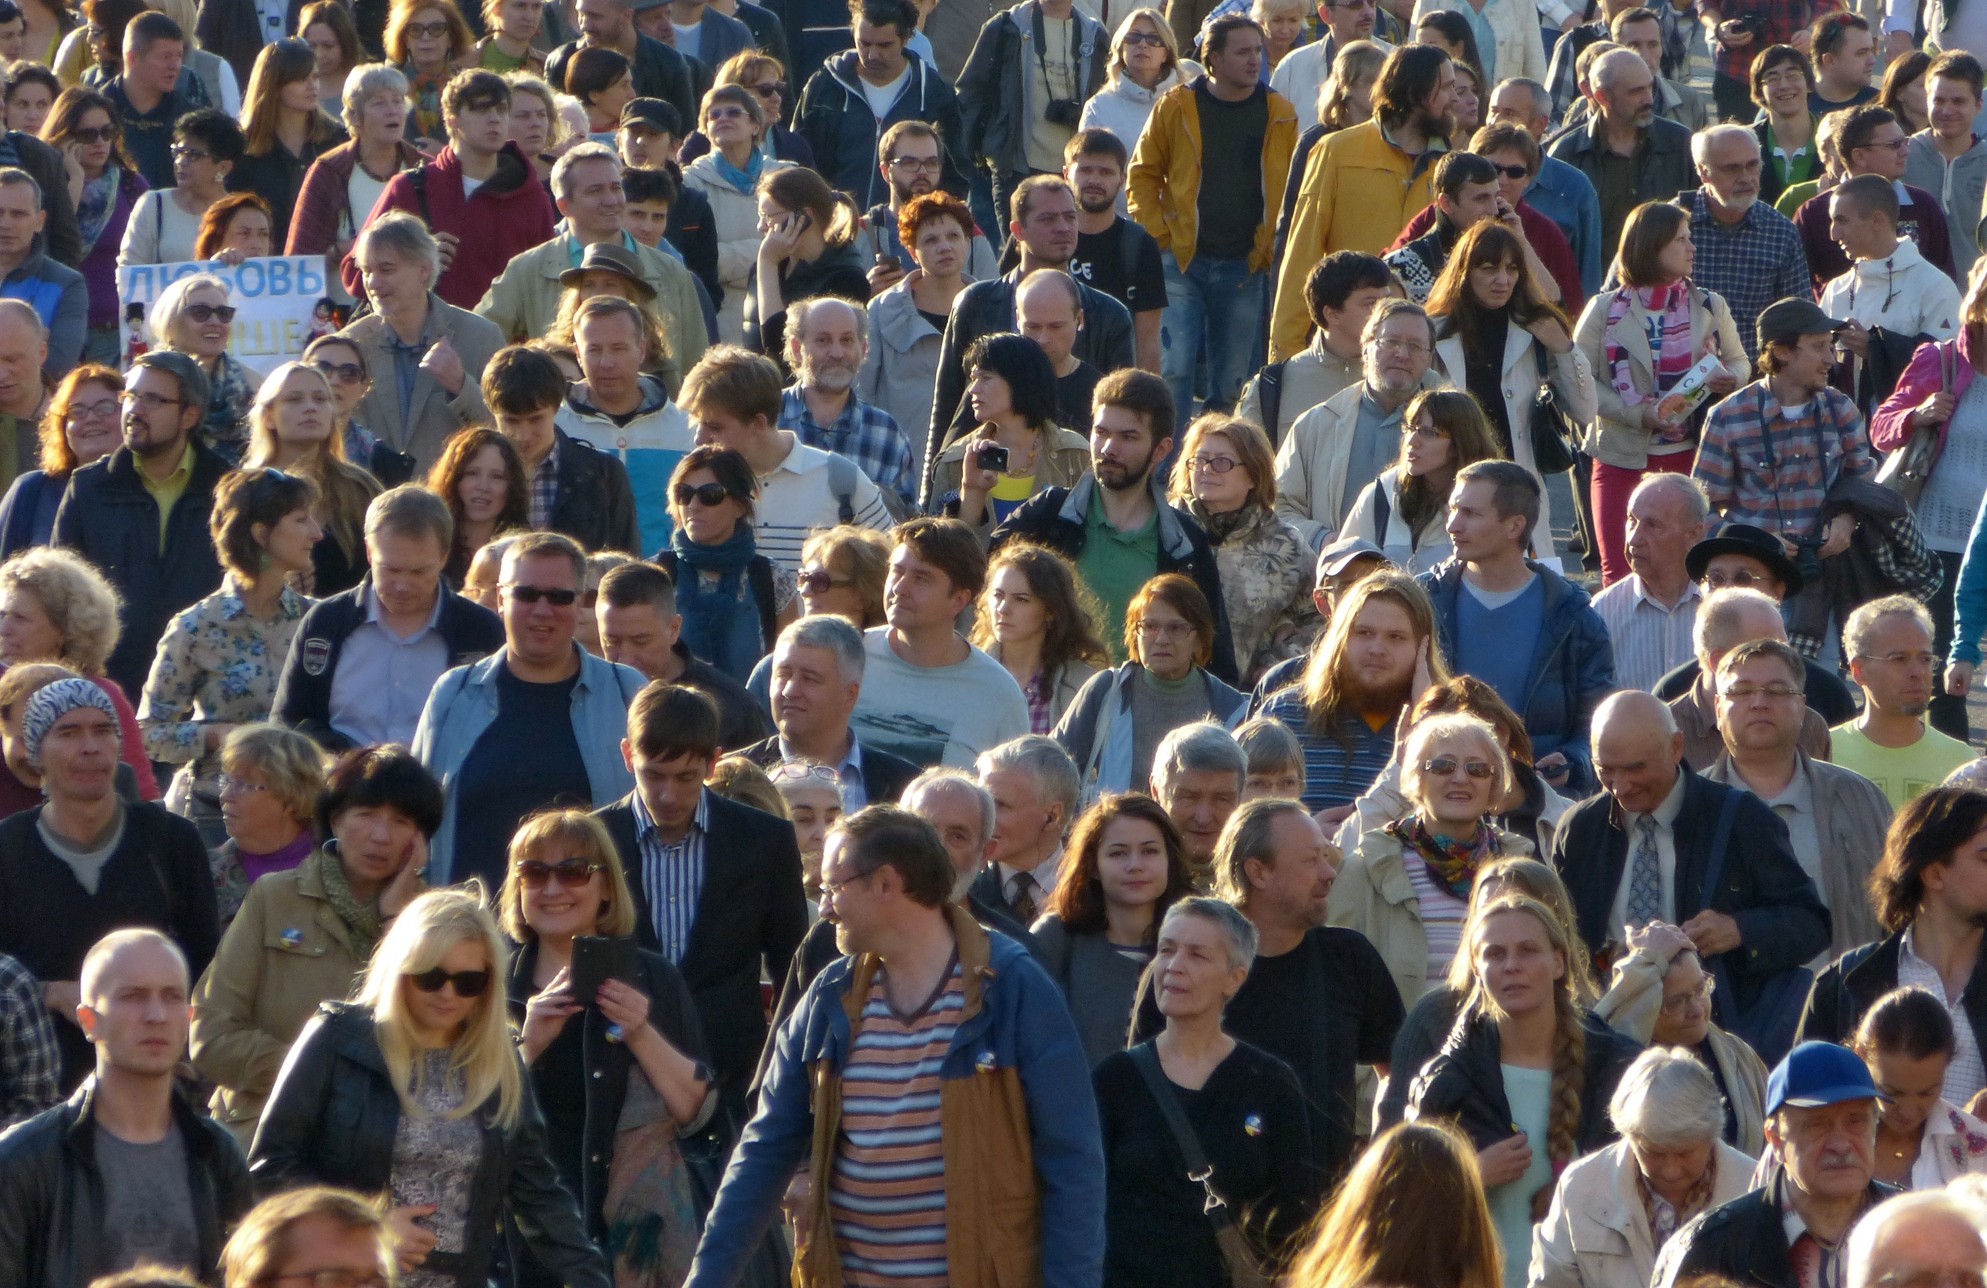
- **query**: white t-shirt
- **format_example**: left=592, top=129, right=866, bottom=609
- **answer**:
left=860, top=65, right=910, bottom=118
left=753, top=438, right=894, bottom=570
left=851, top=627, right=1032, bottom=769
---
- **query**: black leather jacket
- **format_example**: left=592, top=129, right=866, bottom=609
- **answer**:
left=249, top=1002, right=611, bottom=1288
left=0, top=1077, right=252, bottom=1288
left=1407, top=1007, right=1641, bottom=1156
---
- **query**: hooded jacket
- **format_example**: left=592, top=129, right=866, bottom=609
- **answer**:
left=955, top=0, right=1108, bottom=178
left=795, top=50, right=969, bottom=209
left=1906, top=130, right=1987, bottom=270
left=555, top=375, right=696, bottom=557
left=1052, top=661, right=1248, bottom=804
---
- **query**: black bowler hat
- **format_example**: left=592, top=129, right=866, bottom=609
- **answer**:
left=1684, top=522, right=1803, bottom=598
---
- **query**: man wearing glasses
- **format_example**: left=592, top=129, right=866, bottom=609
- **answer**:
left=1833, top=597, right=1976, bottom=811
left=852, top=120, right=997, bottom=297
left=1270, top=0, right=1390, bottom=131
left=1792, top=104, right=1960, bottom=296
left=795, top=0, right=966, bottom=211
left=219, top=1188, right=397, bottom=1288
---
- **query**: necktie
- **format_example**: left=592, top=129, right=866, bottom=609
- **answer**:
left=1009, top=871, right=1039, bottom=924
left=1626, top=814, right=1662, bottom=930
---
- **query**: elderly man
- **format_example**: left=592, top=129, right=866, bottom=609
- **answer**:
left=739, top=614, right=920, bottom=808
left=1680, top=125, right=1812, bottom=366
left=1706, top=638, right=1892, bottom=960
left=1150, top=720, right=1245, bottom=881
left=777, top=296, right=916, bottom=510
left=1273, top=298, right=1444, bottom=550
left=1590, top=474, right=1710, bottom=691
left=1835, top=596, right=1977, bottom=810
left=220, top=1189, right=396, bottom=1288
left=1554, top=5, right=1711, bottom=129
left=1547, top=48, right=1696, bottom=259
left=970, top=735, right=1080, bottom=926
left=1237, top=251, right=1391, bottom=446
left=1533, top=1048, right=1757, bottom=1288
left=1554, top=689, right=1830, bottom=1064
left=1846, top=1187, right=1987, bottom=1288
left=1486, top=76, right=1606, bottom=296
left=0, top=301, right=46, bottom=487
left=1667, top=586, right=1833, bottom=772
left=1655, top=1041, right=1896, bottom=1288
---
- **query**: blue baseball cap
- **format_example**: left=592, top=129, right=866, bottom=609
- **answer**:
left=1765, top=1041, right=1884, bottom=1116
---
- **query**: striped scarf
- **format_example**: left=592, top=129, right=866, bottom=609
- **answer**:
left=1606, top=282, right=1693, bottom=406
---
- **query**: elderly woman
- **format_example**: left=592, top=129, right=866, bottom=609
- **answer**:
left=971, top=541, right=1107, bottom=734
left=287, top=64, right=423, bottom=273
left=1167, top=412, right=1317, bottom=682
left=681, top=84, right=792, bottom=343
left=1094, top=896, right=1316, bottom=1285
left=340, top=209, right=504, bottom=471
left=1053, top=573, right=1248, bottom=805
left=0, top=546, right=157, bottom=799
left=190, top=745, right=442, bottom=1146
left=139, top=468, right=318, bottom=843
left=797, top=525, right=889, bottom=626
left=119, top=109, right=244, bottom=269
left=1531, top=1047, right=1756, bottom=1288
left=0, top=364, right=119, bottom=556
left=151, top=271, right=258, bottom=464
left=207, top=723, right=322, bottom=930
left=1853, top=986, right=1987, bottom=1188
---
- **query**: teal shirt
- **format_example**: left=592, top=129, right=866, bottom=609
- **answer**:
left=1076, top=489, right=1159, bottom=664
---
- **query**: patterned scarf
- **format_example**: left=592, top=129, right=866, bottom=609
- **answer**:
left=76, top=165, right=119, bottom=257
left=1385, top=813, right=1503, bottom=899
left=1637, top=1160, right=1715, bottom=1248
left=312, top=844, right=384, bottom=959
left=604, top=1069, right=700, bottom=1286
left=203, top=353, right=255, bottom=464
left=1604, top=282, right=1694, bottom=406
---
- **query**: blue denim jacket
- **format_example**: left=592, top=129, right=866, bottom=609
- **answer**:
left=411, top=647, right=645, bottom=882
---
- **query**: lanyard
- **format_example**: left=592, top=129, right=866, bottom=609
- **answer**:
left=1030, top=3, right=1080, bottom=101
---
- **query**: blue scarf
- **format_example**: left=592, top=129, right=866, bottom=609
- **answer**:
left=670, top=524, right=765, bottom=682
left=712, top=148, right=765, bottom=195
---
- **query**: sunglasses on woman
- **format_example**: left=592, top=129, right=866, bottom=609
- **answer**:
left=798, top=568, right=853, bottom=595
left=516, top=858, right=606, bottom=889
left=1421, top=756, right=1495, bottom=780
left=674, top=481, right=731, bottom=508
left=309, top=360, right=365, bottom=385
left=405, top=967, right=491, bottom=997
left=68, top=125, right=116, bottom=145
left=186, top=304, right=237, bottom=324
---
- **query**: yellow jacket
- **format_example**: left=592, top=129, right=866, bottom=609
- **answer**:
left=1269, top=119, right=1441, bottom=360
left=1126, top=78, right=1299, bottom=276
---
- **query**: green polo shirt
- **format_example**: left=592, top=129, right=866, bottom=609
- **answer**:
left=1077, top=489, right=1160, bottom=664
left=140, top=444, right=195, bottom=551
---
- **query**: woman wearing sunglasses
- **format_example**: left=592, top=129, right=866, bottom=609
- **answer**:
left=252, top=885, right=612, bottom=1288
left=152, top=271, right=259, bottom=464
left=682, top=83, right=793, bottom=344
left=1079, top=10, right=1190, bottom=169
left=244, top=361, right=384, bottom=597
left=190, top=745, right=441, bottom=1149
left=303, top=332, right=418, bottom=486
left=0, top=364, right=122, bottom=556
left=502, top=809, right=714, bottom=1287
left=676, top=52, right=815, bottom=169
left=656, top=445, right=795, bottom=683
left=40, top=88, right=143, bottom=365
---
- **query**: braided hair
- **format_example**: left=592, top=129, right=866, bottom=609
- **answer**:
left=1465, top=893, right=1588, bottom=1169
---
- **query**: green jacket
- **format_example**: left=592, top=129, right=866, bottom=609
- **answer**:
left=474, top=233, right=711, bottom=374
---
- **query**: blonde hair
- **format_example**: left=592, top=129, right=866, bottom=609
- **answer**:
left=709, top=755, right=790, bottom=819
left=218, top=723, right=326, bottom=827
left=0, top=546, right=122, bottom=675
left=1440, top=855, right=1598, bottom=1004
left=356, top=885, right=521, bottom=1129
left=1399, top=712, right=1513, bottom=814
left=497, top=810, right=638, bottom=941
left=1105, top=7, right=1179, bottom=85
left=246, top=361, right=384, bottom=566
left=1465, top=894, right=1587, bottom=1168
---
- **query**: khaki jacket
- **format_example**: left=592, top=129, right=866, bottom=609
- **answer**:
left=337, top=294, right=504, bottom=471
left=1575, top=284, right=1744, bottom=470
left=930, top=424, right=1093, bottom=542
left=1272, top=375, right=1446, bottom=550
left=189, top=851, right=372, bottom=1147
left=474, top=233, right=711, bottom=374
left=1126, top=77, right=1299, bottom=274
left=1530, top=1137, right=1758, bottom=1288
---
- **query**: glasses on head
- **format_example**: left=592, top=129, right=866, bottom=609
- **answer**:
left=64, top=395, right=118, bottom=425
left=1121, top=28, right=1166, bottom=44
left=266, top=1273, right=393, bottom=1288
left=1135, top=618, right=1195, bottom=639
left=674, top=481, right=731, bottom=508
left=186, top=303, right=237, bottom=325
left=889, top=155, right=942, bottom=171
left=1191, top=453, right=1238, bottom=474
left=1701, top=568, right=1767, bottom=589
left=1658, top=975, right=1715, bottom=1015
left=1719, top=682, right=1803, bottom=701
left=1859, top=650, right=1939, bottom=668
left=405, top=967, right=491, bottom=997
left=516, top=857, right=606, bottom=888
left=504, top=584, right=580, bottom=606
left=1421, top=756, right=1495, bottom=780
left=118, top=390, right=183, bottom=413
left=68, top=125, right=115, bottom=145
left=748, top=80, right=784, bottom=98
left=798, top=568, right=854, bottom=595
left=1490, top=162, right=1529, bottom=180
left=170, top=144, right=211, bottom=162
left=1371, top=337, right=1431, bottom=356
left=406, top=19, right=450, bottom=37
left=309, top=359, right=365, bottom=385
left=769, top=762, right=841, bottom=788
left=217, top=774, right=269, bottom=796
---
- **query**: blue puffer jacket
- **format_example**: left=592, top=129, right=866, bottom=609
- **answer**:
left=793, top=50, right=970, bottom=209
left=1421, top=557, right=1616, bottom=793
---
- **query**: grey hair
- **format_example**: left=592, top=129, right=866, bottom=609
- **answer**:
left=1693, top=586, right=1784, bottom=659
left=1845, top=594, right=1935, bottom=660
left=551, top=141, right=621, bottom=200
left=1495, top=76, right=1550, bottom=124
left=1628, top=471, right=1710, bottom=527
left=1160, top=896, right=1259, bottom=973
left=341, top=63, right=410, bottom=134
left=1691, top=121, right=1760, bottom=167
left=975, top=735, right=1081, bottom=824
left=776, top=613, right=866, bottom=684
left=1845, top=1191, right=1987, bottom=1288
left=787, top=295, right=870, bottom=354
left=1401, top=712, right=1514, bottom=808
left=1360, top=297, right=1435, bottom=348
left=151, top=272, right=231, bottom=344
left=0, top=299, right=46, bottom=341
left=1152, top=721, right=1246, bottom=794
left=1609, top=1047, right=1727, bottom=1148
left=1591, top=46, right=1647, bottom=92
left=354, top=209, right=441, bottom=285
left=902, top=767, right=997, bottom=853
left=0, top=166, right=40, bottom=210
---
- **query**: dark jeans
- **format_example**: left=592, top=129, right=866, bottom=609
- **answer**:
left=1931, top=548, right=1972, bottom=740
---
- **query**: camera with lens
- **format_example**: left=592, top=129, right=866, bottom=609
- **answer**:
left=1044, top=97, right=1083, bottom=128
left=1793, top=535, right=1825, bottom=586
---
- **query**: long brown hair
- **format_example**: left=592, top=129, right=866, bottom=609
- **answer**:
left=1869, top=786, right=1987, bottom=933
left=242, top=38, right=344, bottom=157
left=1044, top=793, right=1192, bottom=937
left=1464, top=894, right=1588, bottom=1169
left=1298, top=570, right=1450, bottom=739
left=425, top=426, right=528, bottom=550
left=970, top=542, right=1109, bottom=688
left=40, top=88, right=134, bottom=171
left=1426, top=222, right=1570, bottom=355
left=1393, top=389, right=1502, bottom=534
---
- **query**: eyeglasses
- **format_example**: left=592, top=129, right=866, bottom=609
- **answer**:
left=308, top=360, right=365, bottom=386
left=1191, top=453, right=1238, bottom=474
left=1490, top=162, right=1529, bottom=180
left=1719, top=683, right=1804, bottom=700
left=504, top=584, right=580, bottom=605
left=747, top=80, right=784, bottom=98
left=405, top=19, right=451, bottom=37
left=264, top=1272, right=393, bottom=1288
left=1121, top=28, right=1166, bottom=44
left=185, top=303, right=238, bottom=324
left=1658, top=975, right=1715, bottom=1015
left=674, top=481, right=731, bottom=508
left=706, top=105, right=749, bottom=121
left=1858, top=650, right=1939, bottom=668
left=170, top=144, right=211, bottom=162
left=1371, top=337, right=1431, bottom=356
left=118, top=390, right=184, bottom=413
left=217, top=774, right=269, bottom=796
left=798, top=568, right=854, bottom=594
left=64, top=396, right=118, bottom=425
left=68, top=125, right=115, bottom=144
left=820, top=868, right=877, bottom=901
left=1859, top=136, right=1913, bottom=153
left=768, top=762, right=841, bottom=787
left=405, top=967, right=491, bottom=997
left=889, top=155, right=941, bottom=171
left=1421, top=756, right=1495, bottom=779
left=1701, top=569, right=1767, bottom=589
left=1135, top=619, right=1195, bottom=639
left=516, top=857, right=606, bottom=888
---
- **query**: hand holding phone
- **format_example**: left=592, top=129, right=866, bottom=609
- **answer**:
left=569, top=935, right=640, bottom=1006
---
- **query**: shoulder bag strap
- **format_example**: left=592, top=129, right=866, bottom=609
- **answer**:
left=748, top=556, right=778, bottom=650
left=1128, top=1043, right=1226, bottom=1219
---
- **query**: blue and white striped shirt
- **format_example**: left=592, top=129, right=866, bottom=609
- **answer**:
left=1590, top=575, right=1700, bottom=694
left=634, top=788, right=711, bottom=964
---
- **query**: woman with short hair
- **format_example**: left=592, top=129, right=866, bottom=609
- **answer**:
left=1078, top=9, right=1191, bottom=151
left=0, top=364, right=120, bottom=555
left=682, top=84, right=793, bottom=343
left=1341, top=389, right=1506, bottom=574
left=40, top=87, right=145, bottom=364
left=677, top=51, right=815, bottom=168
left=120, top=109, right=245, bottom=268
left=971, top=541, right=1107, bottom=734
left=565, top=46, right=633, bottom=139
left=228, top=38, right=348, bottom=249
left=932, top=332, right=1092, bottom=534
left=207, top=723, right=322, bottom=930
left=153, top=271, right=259, bottom=463
left=243, top=361, right=383, bottom=596
left=287, top=64, right=423, bottom=272
left=2, top=64, right=58, bottom=136
left=859, top=191, right=976, bottom=464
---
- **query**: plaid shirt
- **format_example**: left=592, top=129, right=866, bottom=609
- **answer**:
left=1693, top=379, right=1874, bottom=539
left=527, top=437, right=560, bottom=529
left=0, top=952, right=59, bottom=1128
left=778, top=386, right=916, bottom=509
left=1705, top=0, right=1826, bottom=84
left=1681, top=189, right=1812, bottom=364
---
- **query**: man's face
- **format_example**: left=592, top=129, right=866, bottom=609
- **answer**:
left=0, top=180, right=42, bottom=258
left=1715, top=653, right=1806, bottom=758
left=1697, top=132, right=1763, bottom=210
left=128, top=36, right=184, bottom=96
left=1598, top=57, right=1656, bottom=128
left=1771, top=1100, right=1877, bottom=1203
left=1829, top=194, right=1886, bottom=260
left=1651, top=952, right=1712, bottom=1046
left=1488, top=81, right=1547, bottom=136
left=39, top=705, right=118, bottom=802
left=620, top=124, right=672, bottom=169
left=356, top=246, right=430, bottom=314
left=1247, top=811, right=1337, bottom=929
left=577, top=0, right=629, bottom=41
left=982, top=766, right=1058, bottom=866
left=449, top=97, right=512, bottom=156
left=273, top=1216, right=394, bottom=1288
left=1617, top=17, right=1662, bottom=77
left=1861, top=1212, right=1987, bottom=1288
left=120, top=364, right=196, bottom=460
left=1339, top=597, right=1418, bottom=703
left=1154, top=768, right=1240, bottom=863
left=884, top=545, right=968, bottom=633
left=1483, top=147, right=1533, bottom=210
left=913, top=787, right=992, bottom=886
left=1594, top=721, right=1683, bottom=815
left=886, top=134, right=942, bottom=203
left=794, top=302, right=865, bottom=393
left=690, top=407, right=769, bottom=452
left=1322, top=0, right=1374, bottom=43
left=0, top=17, right=24, bottom=62
left=1018, top=281, right=1080, bottom=369
left=1445, top=479, right=1522, bottom=562
left=500, top=552, right=581, bottom=668
left=494, top=403, right=559, bottom=463
left=628, top=747, right=711, bottom=833
left=1363, top=311, right=1433, bottom=396
left=368, top=527, right=447, bottom=618
left=821, top=833, right=885, bottom=954
left=1773, top=332, right=1839, bottom=393
left=1700, top=552, right=1785, bottom=599
left=1624, top=488, right=1702, bottom=584
left=1849, top=613, right=1937, bottom=719
left=1929, top=74, right=1983, bottom=141
left=0, top=311, right=45, bottom=413
left=770, top=641, right=858, bottom=743
left=79, top=939, right=189, bottom=1077
left=597, top=600, right=679, bottom=679
left=557, top=156, right=625, bottom=235
left=1208, top=27, right=1264, bottom=91
left=577, top=312, right=645, bottom=396
left=1011, top=185, right=1080, bottom=266
left=1320, top=284, right=1389, bottom=343
left=1439, top=177, right=1500, bottom=231
left=1820, top=24, right=1876, bottom=90
left=1066, top=153, right=1124, bottom=214
left=623, top=196, right=670, bottom=248
left=1417, top=60, right=1457, bottom=136
left=1091, top=403, right=1170, bottom=492
left=1850, top=120, right=1911, bottom=180
left=855, top=19, right=908, bottom=81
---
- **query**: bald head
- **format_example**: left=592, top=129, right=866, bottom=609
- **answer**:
left=1593, top=690, right=1685, bottom=813
left=1017, top=268, right=1083, bottom=367
left=1847, top=1193, right=1987, bottom=1288
left=0, top=299, right=47, bottom=419
left=1695, top=586, right=1788, bottom=668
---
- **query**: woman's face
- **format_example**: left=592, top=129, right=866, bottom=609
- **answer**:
left=220, top=765, right=303, bottom=844
left=456, top=443, right=511, bottom=524
left=1895, top=75, right=1929, bottom=131
left=1411, top=732, right=1496, bottom=829
left=333, top=801, right=421, bottom=889
left=1244, top=765, right=1303, bottom=801
left=401, top=936, right=489, bottom=1040
left=1347, top=68, right=1378, bottom=120
left=1187, top=430, right=1252, bottom=513
left=1657, top=222, right=1695, bottom=282
left=308, top=342, right=369, bottom=419
left=70, top=107, right=114, bottom=177
left=705, top=98, right=757, bottom=150
left=279, top=69, right=324, bottom=115
left=1154, top=911, right=1245, bottom=1020
left=499, top=0, right=544, bottom=42
left=1122, top=17, right=1166, bottom=81
left=1133, top=598, right=1198, bottom=681
left=799, top=556, right=864, bottom=622
left=175, top=285, right=232, bottom=358
left=1452, top=69, right=1480, bottom=131
left=1402, top=413, right=1453, bottom=478
left=1871, top=1046, right=1948, bottom=1139
left=361, top=89, right=408, bottom=143
left=62, top=380, right=122, bottom=464
left=0, top=585, right=61, bottom=664
left=406, top=7, right=452, bottom=67
left=518, top=846, right=609, bottom=941
left=1095, top=814, right=1168, bottom=912
left=779, top=783, right=841, bottom=880
left=678, top=466, right=746, bottom=544
left=985, top=564, right=1049, bottom=646
left=1467, top=253, right=1519, bottom=311
left=740, top=70, right=783, bottom=123
left=256, top=505, right=325, bottom=576
left=270, top=368, right=335, bottom=448
left=5, top=84, right=51, bottom=135
left=0, top=16, right=25, bottom=62
left=1628, top=1135, right=1716, bottom=1204
left=304, top=22, right=345, bottom=76
left=1264, top=5, right=1304, bottom=50
left=463, top=546, right=503, bottom=608
left=966, top=367, right=1013, bottom=425
left=222, top=208, right=274, bottom=260
left=1472, top=906, right=1564, bottom=1018
left=594, top=70, right=636, bottom=122
left=509, top=91, right=550, bottom=154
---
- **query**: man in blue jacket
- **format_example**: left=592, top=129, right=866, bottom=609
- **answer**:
left=685, top=804, right=1103, bottom=1288
left=794, top=0, right=967, bottom=209
left=1421, top=459, right=1616, bottom=793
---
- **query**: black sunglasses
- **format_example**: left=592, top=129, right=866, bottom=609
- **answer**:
left=505, top=584, right=580, bottom=606
left=68, top=125, right=116, bottom=145
left=516, top=858, right=606, bottom=888
left=674, top=481, right=731, bottom=508
left=186, top=303, right=237, bottom=324
left=309, top=359, right=365, bottom=385
left=1490, top=163, right=1529, bottom=180
left=798, top=569, right=853, bottom=594
left=406, top=967, right=491, bottom=997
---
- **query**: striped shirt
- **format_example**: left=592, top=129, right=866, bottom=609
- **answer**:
left=1402, top=853, right=1469, bottom=989
left=1899, top=926, right=1987, bottom=1107
left=829, top=959, right=964, bottom=1286
left=1258, top=689, right=1398, bottom=812
left=1590, top=575, right=1700, bottom=693
left=633, top=789, right=710, bottom=964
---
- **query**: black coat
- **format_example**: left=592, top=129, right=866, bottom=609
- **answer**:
left=736, top=733, right=920, bottom=804
left=1407, top=1008, right=1641, bottom=1157
left=195, top=0, right=310, bottom=83
left=0, top=1078, right=251, bottom=1288
left=1798, top=929, right=1987, bottom=1049
left=1655, top=1176, right=1900, bottom=1288
left=544, top=429, right=641, bottom=555
left=54, top=441, right=229, bottom=697
left=594, top=789, right=808, bottom=1119
left=249, top=1002, right=611, bottom=1288
left=664, top=178, right=723, bottom=312
left=1551, top=768, right=1832, bottom=1031
left=546, top=35, right=699, bottom=130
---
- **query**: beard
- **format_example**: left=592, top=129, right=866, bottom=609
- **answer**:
left=1077, top=189, right=1116, bottom=214
left=1343, top=664, right=1410, bottom=716
left=1095, top=447, right=1155, bottom=492
left=1416, top=107, right=1456, bottom=140
left=803, top=362, right=857, bottom=393
left=892, top=175, right=934, bottom=204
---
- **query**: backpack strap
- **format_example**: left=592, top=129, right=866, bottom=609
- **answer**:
left=410, top=163, right=433, bottom=227
left=748, top=556, right=778, bottom=651
left=826, top=451, right=858, bottom=525
left=1256, top=360, right=1286, bottom=442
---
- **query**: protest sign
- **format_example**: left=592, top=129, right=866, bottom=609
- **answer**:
left=118, top=257, right=341, bottom=378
